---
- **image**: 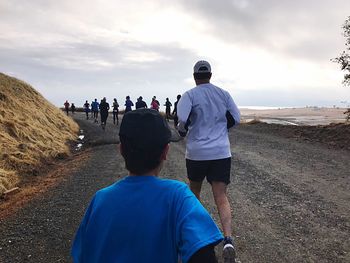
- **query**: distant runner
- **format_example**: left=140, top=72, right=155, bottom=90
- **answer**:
left=64, top=100, right=70, bottom=116
left=90, top=100, right=94, bottom=118
left=91, top=99, right=99, bottom=123
left=71, top=103, right=76, bottom=115
left=172, top=94, right=181, bottom=129
left=150, top=96, right=160, bottom=111
left=124, top=96, right=134, bottom=113
left=164, top=98, right=172, bottom=122
left=99, top=97, right=110, bottom=130
left=135, top=96, right=147, bottom=109
left=83, top=101, right=90, bottom=120
left=177, top=60, right=241, bottom=263
left=112, top=98, right=119, bottom=125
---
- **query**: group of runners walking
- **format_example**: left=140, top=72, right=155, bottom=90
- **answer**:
left=71, top=60, right=240, bottom=262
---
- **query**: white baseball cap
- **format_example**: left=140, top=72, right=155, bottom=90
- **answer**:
left=193, top=60, right=211, bottom=73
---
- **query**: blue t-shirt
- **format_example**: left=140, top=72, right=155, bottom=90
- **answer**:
left=125, top=99, right=134, bottom=112
left=91, top=101, right=99, bottom=112
left=71, top=176, right=223, bottom=263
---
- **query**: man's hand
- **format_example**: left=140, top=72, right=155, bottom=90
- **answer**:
left=178, top=116, right=191, bottom=137
left=178, top=130, right=187, bottom=137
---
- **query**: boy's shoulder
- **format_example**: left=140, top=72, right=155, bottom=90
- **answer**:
left=157, top=177, right=187, bottom=188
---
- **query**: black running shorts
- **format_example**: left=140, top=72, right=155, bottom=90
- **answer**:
left=186, top=158, right=232, bottom=185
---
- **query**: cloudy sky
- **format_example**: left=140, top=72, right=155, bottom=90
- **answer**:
left=1, top=0, right=350, bottom=108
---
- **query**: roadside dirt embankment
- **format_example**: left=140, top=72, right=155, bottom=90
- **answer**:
left=0, top=73, right=78, bottom=195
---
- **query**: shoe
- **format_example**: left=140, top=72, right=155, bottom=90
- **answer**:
left=223, top=236, right=236, bottom=263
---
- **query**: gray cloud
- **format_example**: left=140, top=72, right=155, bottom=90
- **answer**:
left=175, top=0, right=350, bottom=62
left=1, top=0, right=349, bottom=108
left=0, top=37, right=198, bottom=106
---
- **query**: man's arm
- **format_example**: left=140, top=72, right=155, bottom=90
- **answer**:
left=188, top=244, right=218, bottom=263
left=226, top=111, right=235, bottom=129
left=226, top=93, right=240, bottom=128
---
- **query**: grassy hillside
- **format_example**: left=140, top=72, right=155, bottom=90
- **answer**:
left=0, top=73, right=79, bottom=195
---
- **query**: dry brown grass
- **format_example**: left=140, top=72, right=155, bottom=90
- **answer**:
left=241, top=117, right=262, bottom=124
left=0, top=73, right=79, bottom=195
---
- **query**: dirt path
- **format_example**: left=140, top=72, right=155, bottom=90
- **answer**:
left=231, top=127, right=350, bottom=263
left=0, top=113, right=349, bottom=262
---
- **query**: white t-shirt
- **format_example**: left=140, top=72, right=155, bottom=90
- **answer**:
left=177, top=83, right=240, bottom=160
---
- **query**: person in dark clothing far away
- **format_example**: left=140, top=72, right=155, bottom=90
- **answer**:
left=177, top=60, right=241, bottom=263
left=135, top=96, right=147, bottom=109
left=83, top=101, right=90, bottom=120
left=164, top=98, right=172, bottom=122
left=112, top=98, right=119, bottom=125
left=90, top=100, right=94, bottom=118
left=71, top=103, right=76, bottom=114
left=71, top=109, right=223, bottom=263
left=172, top=94, right=181, bottom=129
left=124, top=96, right=134, bottom=113
left=64, top=100, right=70, bottom=115
left=99, top=97, right=110, bottom=130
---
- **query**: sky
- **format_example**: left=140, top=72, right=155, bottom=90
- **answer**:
left=1, top=0, right=350, bottom=108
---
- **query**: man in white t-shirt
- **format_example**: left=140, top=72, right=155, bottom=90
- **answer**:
left=177, top=60, right=240, bottom=263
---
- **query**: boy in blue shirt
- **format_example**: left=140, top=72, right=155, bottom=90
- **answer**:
left=71, top=109, right=223, bottom=262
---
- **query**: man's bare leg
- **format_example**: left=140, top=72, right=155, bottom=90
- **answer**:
left=189, top=180, right=203, bottom=200
left=211, top=181, right=232, bottom=237
left=212, top=181, right=236, bottom=262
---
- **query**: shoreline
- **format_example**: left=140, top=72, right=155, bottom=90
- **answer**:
left=239, top=107, right=348, bottom=125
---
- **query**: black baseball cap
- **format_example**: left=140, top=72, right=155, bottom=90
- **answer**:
left=119, top=109, right=179, bottom=149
